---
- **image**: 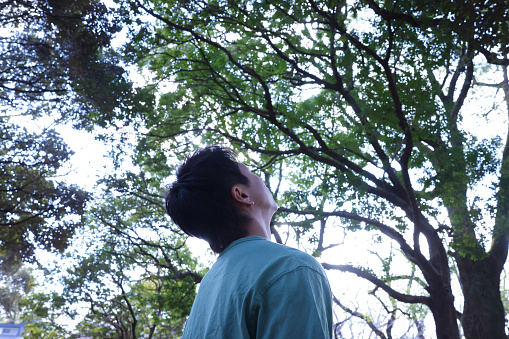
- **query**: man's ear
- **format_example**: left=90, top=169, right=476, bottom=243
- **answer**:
left=231, top=185, right=254, bottom=205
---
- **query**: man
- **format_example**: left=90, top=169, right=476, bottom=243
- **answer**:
left=166, top=146, right=333, bottom=338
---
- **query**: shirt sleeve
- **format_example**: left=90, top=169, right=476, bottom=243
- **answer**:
left=254, top=266, right=333, bottom=339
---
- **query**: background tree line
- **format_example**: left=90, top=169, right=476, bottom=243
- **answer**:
left=1, top=0, right=509, bottom=338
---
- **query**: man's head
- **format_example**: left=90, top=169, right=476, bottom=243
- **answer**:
left=166, top=146, right=276, bottom=253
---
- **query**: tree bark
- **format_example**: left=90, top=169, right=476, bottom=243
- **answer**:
left=457, top=254, right=508, bottom=339
left=427, top=281, right=461, bottom=339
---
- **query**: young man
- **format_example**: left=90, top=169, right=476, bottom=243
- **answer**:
left=166, top=146, right=333, bottom=338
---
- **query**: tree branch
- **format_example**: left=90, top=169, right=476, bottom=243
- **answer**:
left=323, top=263, right=430, bottom=305
left=278, top=206, right=439, bottom=281
left=333, top=295, right=388, bottom=339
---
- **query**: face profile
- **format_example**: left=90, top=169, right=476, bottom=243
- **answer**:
left=229, top=163, right=278, bottom=240
left=236, top=164, right=279, bottom=213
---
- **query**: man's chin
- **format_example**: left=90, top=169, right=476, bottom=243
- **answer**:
left=270, top=202, right=279, bottom=213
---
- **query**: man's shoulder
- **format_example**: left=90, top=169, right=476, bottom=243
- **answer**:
left=224, top=236, right=306, bottom=255
left=221, top=237, right=324, bottom=272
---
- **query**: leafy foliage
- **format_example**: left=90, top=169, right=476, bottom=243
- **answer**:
left=108, top=0, right=509, bottom=338
left=51, top=163, right=204, bottom=339
left=3, top=0, right=507, bottom=337
left=0, top=119, right=90, bottom=263
left=0, top=259, right=33, bottom=323
left=19, top=292, right=69, bottom=339
left=1, top=0, right=122, bottom=117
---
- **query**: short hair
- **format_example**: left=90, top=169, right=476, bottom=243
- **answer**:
left=165, top=146, right=250, bottom=253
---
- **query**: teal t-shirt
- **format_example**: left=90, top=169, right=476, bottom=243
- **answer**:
left=183, top=236, right=333, bottom=338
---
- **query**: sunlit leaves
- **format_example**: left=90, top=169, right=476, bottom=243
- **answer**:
left=99, top=0, right=509, bottom=337
left=0, top=119, right=89, bottom=263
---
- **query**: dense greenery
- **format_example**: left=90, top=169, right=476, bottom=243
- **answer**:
left=0, top=121, right=89, bottom=263
left=107, top=0, right=507, bottom=338
left=56, top=169, right=203, bottom=338
left=2, top=0, right=509, bottom=338
left=1, top=1, right=193, bottom=336
left=0, top=0, right=124, bottom=263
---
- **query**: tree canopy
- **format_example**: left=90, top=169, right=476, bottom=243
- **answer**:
left=3, top=0, right=509, bottom=338
left=0, top=0, right=130, bottom=264
left=103, top=0, right=509, bottom=338
left=0, top=121, right=89, bottom=262
left=0, top=0, right=126, bottom=117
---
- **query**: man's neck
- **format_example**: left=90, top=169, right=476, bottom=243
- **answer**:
left=243, top=214, right=272, bottom=240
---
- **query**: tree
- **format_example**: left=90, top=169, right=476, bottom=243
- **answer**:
left=18, top=291, right=69, bottom=339
left=0, top=2, right=163, bottom=337
left=0, top=0, right=142, bottom=264
left=111, top=0, right=509, bottom=338
left=0, top=120, right=89, bottom=263
left=0, top=259, right=33, bottom=323
left=51, top=168, right=203, bottom=339
left=0, top=0, right=127, bottom=120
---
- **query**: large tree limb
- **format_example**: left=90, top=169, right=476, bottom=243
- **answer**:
left=479, top=48, right=509, bottom=66
left=323, top=263, right=430, bottom=305
left=278, top=207, right=438, bottom=282
left=489, top=62, right=509, bottom=270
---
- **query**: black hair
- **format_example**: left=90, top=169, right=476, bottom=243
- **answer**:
left=165, top=146, right=250, bottom=253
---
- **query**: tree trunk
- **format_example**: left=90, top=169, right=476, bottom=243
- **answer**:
left=428, top=282, right=461, bottom=339
left=457, top=254, right=507, bottom=339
